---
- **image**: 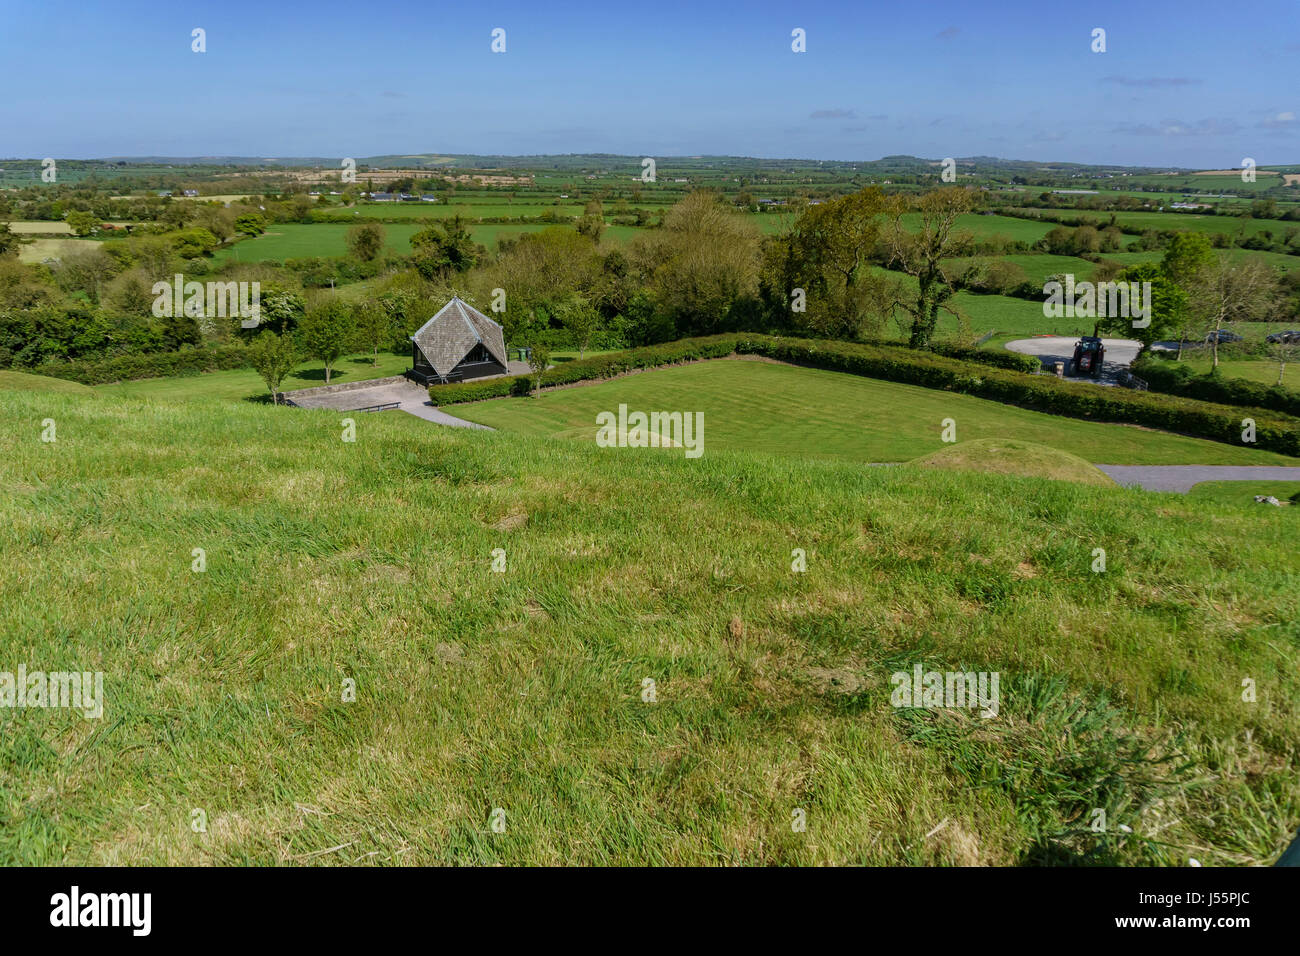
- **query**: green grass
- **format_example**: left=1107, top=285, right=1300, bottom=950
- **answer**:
left=900, top=213, right=1056, bottom=244
left=323, top=202, right=586, bottom=219
left=1151, top=354, right=1299, bottom=388
left=16, top=237, right=99, bottom=264
left=0, top=371, right=94, bottom=395
left=449, top=359, right=1298, bottom=466
left=1030, top=209, right=1297, bottom=241
left=214, top=222, right=646, bottom=263
left=909, top=439, right=1115, bottom=486
left=2, top=385, right=1296, bottom=865
left=951, top=292, right=1091, bottom=340
left=1103, top=248, right=1300, bottom=274
left=1186, top=480, right=1300, bottom=507
left=95, top=352, right=409, bottom=403
left=213, top=224, right=426, bottom=262
left=942, top=253, right=1100, bottom=286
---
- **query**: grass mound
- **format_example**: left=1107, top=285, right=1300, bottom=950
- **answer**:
left=908, top=438, right=1116, bottom=487
left=0, top=370, right=94, bottom=395
left=1, top=388, right=1295, bottom=865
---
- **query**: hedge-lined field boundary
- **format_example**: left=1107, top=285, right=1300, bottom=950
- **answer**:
left=429, top=333, right=1300, bottom=457
left=1133, top=356, right=1300, bottom=418
left=33, top=345, right=253, bottom=386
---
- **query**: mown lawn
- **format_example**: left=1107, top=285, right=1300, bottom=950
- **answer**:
left=95, top=351, right=409, bottom=403
left=450, top=359, right=1298, bottom=466
left=1, top=383, right=1296, bottom=865
left=1187, top=480, right=1300, bottom=506
left=1151, top=354, right=1299, bottom=388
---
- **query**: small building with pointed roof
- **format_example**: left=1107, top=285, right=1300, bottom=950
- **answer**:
left=406, top=296, right=509, bottom=386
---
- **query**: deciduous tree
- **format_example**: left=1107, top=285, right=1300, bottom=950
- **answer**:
left=298, top=300, right=353, bottom=383
left=885, top=187, right=975, bottom=348
left=248, top=331, right=298, bottom=404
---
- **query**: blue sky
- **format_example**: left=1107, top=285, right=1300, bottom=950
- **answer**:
left=2, top=0, right=1297, bottom=167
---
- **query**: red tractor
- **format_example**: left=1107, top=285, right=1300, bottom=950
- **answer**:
left=1069, top=336, right=1106, bottom=379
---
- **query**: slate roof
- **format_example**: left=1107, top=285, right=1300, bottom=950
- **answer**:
left=410, top=297, right=508, bottom=377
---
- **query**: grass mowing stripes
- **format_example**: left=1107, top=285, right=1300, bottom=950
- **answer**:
left=448, top=359, right=1300, bottom=466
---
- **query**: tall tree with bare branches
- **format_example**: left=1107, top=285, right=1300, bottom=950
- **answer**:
left=1187, top=256, right=1280, bottom=369
left=884, top=187, right=975, bottom=348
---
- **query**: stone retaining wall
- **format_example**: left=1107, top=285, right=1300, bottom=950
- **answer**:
left=279, top=375, right=408, bottom=402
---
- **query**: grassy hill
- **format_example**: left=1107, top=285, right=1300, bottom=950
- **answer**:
left=0, top=371, right=94, bottom=394
left=909, top=439, right=1116, bottom=486
left=1, top=386, right=1296, bottom=865
left=449, top=359, right=1299, bottom=466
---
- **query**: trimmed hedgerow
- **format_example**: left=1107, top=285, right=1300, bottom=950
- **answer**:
left=34, top=345, right=254, bottom=386
left=1133, top=356, right=1300, bottom=418
left=738, top=336, right=1298, bottom=457
left=432, top=333, right=1300, bottom=456
left=428, top=336, right=742, bottom=403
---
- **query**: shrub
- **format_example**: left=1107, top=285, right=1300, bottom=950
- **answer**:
left=34, top=345, right=253, bottom=385
left=1134, top=356, right=1300, bottom=418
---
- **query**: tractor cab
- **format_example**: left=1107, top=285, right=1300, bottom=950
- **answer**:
left=1070, top=336, right=1106, bottom=379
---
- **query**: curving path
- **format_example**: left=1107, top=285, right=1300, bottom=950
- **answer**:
left=288, top=379, right=493, bottom=429
left=1096, top=465, right=1300, bottom=493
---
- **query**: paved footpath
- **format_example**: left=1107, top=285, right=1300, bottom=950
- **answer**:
left=1096, top=465, right=1300, bottom=493
left=288, top=380, right=492, bottom=429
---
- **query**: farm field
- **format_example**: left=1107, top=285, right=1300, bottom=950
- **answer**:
left=317, top=202, right=587, bottom=220
left=6, top=221, right=75, bottom=234
left=942, top=253, right=1101, bottom=285
left=214, top=222, right=647, bottom=262
left=951, top=292, right=1088, bottom=340
left=1147, top=354, right=1299, bottom=388
left=213, top=224, right=425, bottom=262
left=2, top=381, right=1297, bottom=865
left=16, top=237, right=97, bottom=264
left=1122, top=172, right=1297, bottom=195
left=1021, top=209, right=1298, bottom=240
left=175, top=194, right=254, bottom=203
left=448, top=358, right=1297, bottom=466
left=903, top=212, right=1056, bottom=244
left=1094, top=248, right=1300, bottom=277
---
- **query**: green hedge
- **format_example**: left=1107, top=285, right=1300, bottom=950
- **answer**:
left=34, top=345, right=254, bottom=386
left=741, top=336, right=1299, bottom=456
left=1133, top=356, right=1300, bottom=418
left=922, top=341, right=1041, bottom=373
left=432, top=333, right=1300, bottom=456
left=428, top=336, right=742, bottom=403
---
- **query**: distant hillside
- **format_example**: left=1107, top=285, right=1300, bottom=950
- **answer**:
left=0, top=153, right=1219, bottom=175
